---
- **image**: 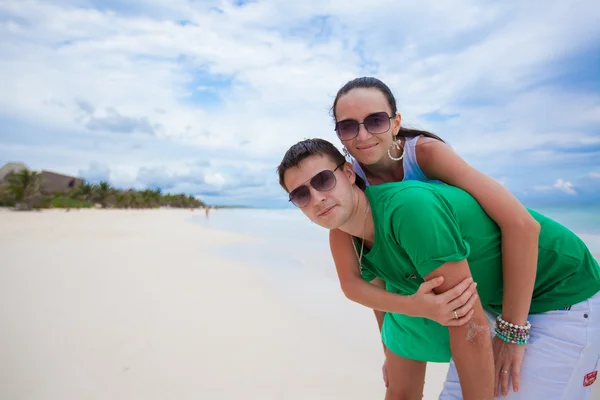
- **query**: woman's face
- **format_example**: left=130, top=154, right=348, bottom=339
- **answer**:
left=334, top=88, right=400, bottom=166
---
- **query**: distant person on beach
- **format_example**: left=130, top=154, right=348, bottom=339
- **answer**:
left=205, top=207, right=210, bottom=218
left=319, top=77, right=542, bottom=398
left=277, top=138, right=600, bottom=399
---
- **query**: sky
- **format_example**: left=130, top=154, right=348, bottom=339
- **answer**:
left=0, top=0, right=599, bottom=208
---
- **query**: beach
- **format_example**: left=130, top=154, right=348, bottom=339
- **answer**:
left=1, top=208, right=599, bottom=399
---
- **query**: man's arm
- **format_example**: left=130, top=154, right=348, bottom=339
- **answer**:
left=424, top=260, right=494, bottom=400
left=328, top=228, right=477, bottom=324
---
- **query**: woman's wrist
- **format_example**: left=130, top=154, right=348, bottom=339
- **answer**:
left=495, top=315, right=531, bottom=345
left=499, top=304, right=530, bottom=326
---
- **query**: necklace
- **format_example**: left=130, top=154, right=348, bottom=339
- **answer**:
left=351, top=203, right=371, bottom=267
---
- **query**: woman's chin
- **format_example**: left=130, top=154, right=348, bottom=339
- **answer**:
left=353, top=153, right=384, bottom=167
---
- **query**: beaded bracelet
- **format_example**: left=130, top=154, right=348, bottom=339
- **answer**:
left=495, top=315, right=531, bottom=345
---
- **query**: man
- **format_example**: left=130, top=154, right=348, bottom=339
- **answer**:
left=277, top=138, right=600, bottom=399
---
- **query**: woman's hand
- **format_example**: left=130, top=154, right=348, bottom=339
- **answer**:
left=410, top=276, right=477, bottom=326
left=493, top=337, right=525, bottom=396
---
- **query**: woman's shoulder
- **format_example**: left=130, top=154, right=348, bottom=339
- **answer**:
left=411, top=135, right=439, bottom=147
left=413, top=135, right=450, bottom=162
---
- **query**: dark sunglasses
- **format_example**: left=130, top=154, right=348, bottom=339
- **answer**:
left=334, top=111, right=393, bottom=141
left=288, top=163, right=345, bottom=208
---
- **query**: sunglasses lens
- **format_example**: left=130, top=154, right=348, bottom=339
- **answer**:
left=289, top=185, right=310, bottom=208
left=289, top=170, right=338, bottom=208
left=364, top=112, right=390, bottom=134
left=311, top=170, right=336, bottom=192
left=336, top=120, right=358, bottom=140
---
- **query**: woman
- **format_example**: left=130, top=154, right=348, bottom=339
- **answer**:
left=328, top=77, right=541, bottom=399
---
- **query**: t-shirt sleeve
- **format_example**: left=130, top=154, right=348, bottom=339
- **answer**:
left=389, top=187, right=471, bottom=278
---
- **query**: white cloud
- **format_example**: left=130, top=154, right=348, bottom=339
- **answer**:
left=590, top=172, right=600, bottom=179
left=553, top=178, right=576, bottom=195
left=204, top=172, right=226, bottom=187
left=534, top=178, right=577, bottom=195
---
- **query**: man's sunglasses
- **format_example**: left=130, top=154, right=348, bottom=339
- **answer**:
left=334, top=111, right=393, bottom=141
left=288, top=163, right=345, bottom=208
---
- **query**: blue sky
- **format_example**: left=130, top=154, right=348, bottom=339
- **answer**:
left=0, top=1, right=599, bottom=208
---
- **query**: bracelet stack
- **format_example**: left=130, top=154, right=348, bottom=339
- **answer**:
left=495, top=315, right=531, bottom=345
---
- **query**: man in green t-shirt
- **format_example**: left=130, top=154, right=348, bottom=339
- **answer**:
left=277, top=138, right=600, bottom=400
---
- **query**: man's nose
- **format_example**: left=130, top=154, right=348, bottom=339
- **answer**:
left=309, top=186, right=327, bottom=205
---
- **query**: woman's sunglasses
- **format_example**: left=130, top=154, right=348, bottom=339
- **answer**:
left=288, top=163, right=345, bottom=208
left=334, top=111, right=393, bottom=141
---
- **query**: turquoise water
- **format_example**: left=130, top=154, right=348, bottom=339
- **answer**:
left=531, top=205, right=600, bottom=236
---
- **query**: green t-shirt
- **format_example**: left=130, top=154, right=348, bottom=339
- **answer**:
left=361, top=180, right=600, bottom=320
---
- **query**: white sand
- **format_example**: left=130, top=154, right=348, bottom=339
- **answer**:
left=0, top=209, right=390, bottom=399
left=0, top=208, right=598, bottom=399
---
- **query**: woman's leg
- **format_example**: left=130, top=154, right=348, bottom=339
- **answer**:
left=385, top=350, right=427, bottom=400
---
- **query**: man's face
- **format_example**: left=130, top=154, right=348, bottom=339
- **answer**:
left=283, top=154, right=355, bottom=230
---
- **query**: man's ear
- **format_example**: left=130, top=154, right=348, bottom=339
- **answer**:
left=343, top=162, right=356, bottom=184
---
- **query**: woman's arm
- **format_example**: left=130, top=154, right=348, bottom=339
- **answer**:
left=329, top=228, right=477, bottom=326
left=417, top=139, right=540, bottom=326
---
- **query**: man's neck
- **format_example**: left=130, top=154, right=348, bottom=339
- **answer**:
left=338, top=187, right=375, bottom=243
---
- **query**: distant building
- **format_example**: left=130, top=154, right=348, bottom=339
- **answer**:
left=0, top=162, right=84, bottom=194
left=39, top=170, right=84, bottom=194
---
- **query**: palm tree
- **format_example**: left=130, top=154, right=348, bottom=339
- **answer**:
left=114, top=191, right=131, bottom=208
left=5, top=170, right=42, bottom=210
left=94, top=181, right=115, bottom=208
left=70, top=182, right=94, bottom=202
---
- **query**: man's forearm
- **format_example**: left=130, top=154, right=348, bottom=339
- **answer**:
left=500, top=222, right=539, bottom=326
left=342, top=279, right=415, bottom=315
left=449, top=316, right=494, bottom=399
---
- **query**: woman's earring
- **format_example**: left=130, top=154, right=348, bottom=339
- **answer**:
left=387, top=137, right=404, bottom=161
left=343, top=146, right=351, bottom=159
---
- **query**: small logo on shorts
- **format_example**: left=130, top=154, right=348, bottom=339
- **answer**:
left=584, top=371, right=597, bottom=387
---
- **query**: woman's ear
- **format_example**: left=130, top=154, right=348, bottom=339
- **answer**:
left=393, top=112, right=402, bottom=135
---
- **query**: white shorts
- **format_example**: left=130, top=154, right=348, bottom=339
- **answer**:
left=439, top=290, right=600, bottom=400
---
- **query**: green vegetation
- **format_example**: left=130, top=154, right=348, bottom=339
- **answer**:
left=2, top=170, right=42, bottom=210
left=0, top=171, right=206, bottom=211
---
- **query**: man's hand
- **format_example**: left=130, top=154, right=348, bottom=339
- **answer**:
left=493, top=337, right=525, bottom=396
left=410, top=276, right=477, bottom=326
